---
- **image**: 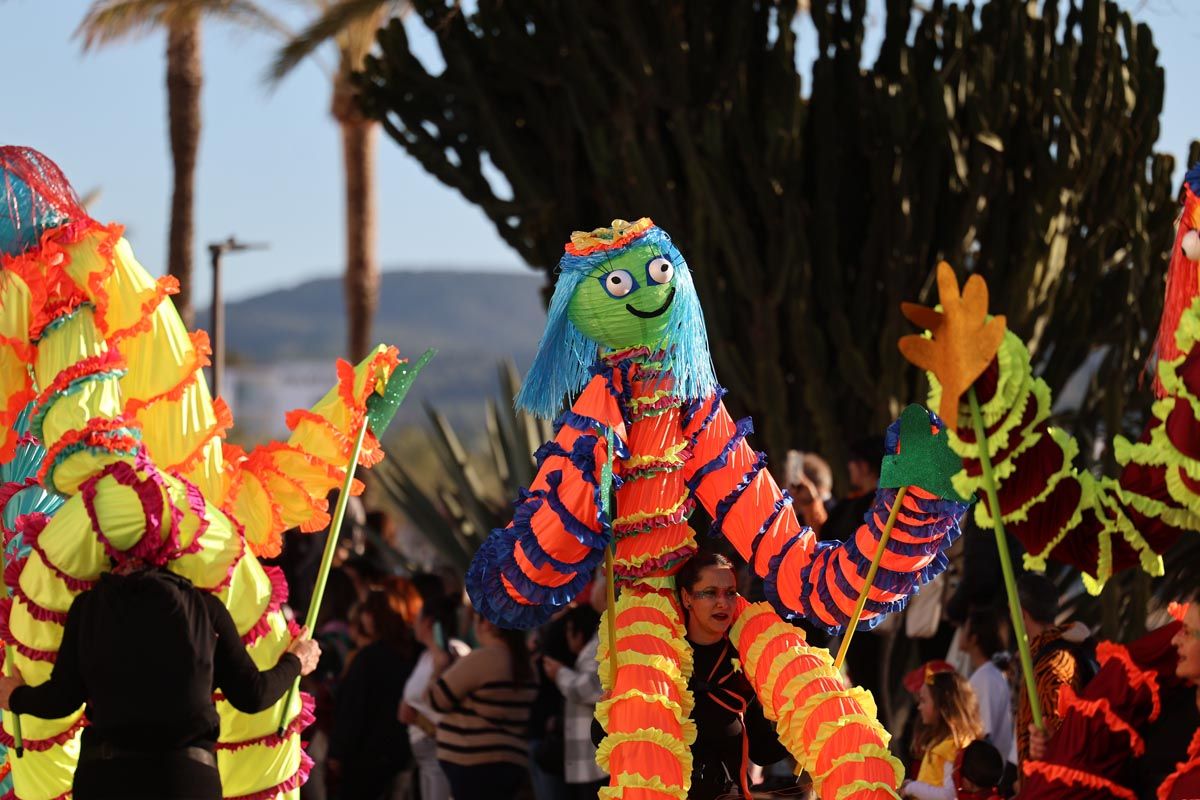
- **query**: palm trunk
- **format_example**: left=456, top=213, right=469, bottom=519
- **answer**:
left=166, top=18, right=201, bottom=329
left=336, top=76, right=380, bottom=363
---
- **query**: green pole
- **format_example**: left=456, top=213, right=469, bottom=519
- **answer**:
left=968, top=388, right=1043, bottom=729
left=601, top=427, right=618, bottom=685
left=833, top=486, right=908, bottom=671
left=277, top=420, right=370, bottom=735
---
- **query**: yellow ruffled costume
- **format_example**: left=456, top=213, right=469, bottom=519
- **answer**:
left=0, top=149, right=412, bottom=800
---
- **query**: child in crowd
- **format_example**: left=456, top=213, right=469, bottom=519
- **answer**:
left=901, top=668, right=985, bottom=799
left=953, top=740, right=1006, bottom=800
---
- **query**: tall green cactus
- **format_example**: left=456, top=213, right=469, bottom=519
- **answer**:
left=357, top=0, right=1178, bottom=482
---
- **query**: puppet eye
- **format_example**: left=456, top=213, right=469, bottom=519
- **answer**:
left=1183, top=230, right=1200, bottom=262
left=601, top=270, right=637, bottom=298
left=646, top=256, right=675, bottom=285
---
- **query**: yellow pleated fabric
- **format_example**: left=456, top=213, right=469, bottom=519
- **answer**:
left=0, top=215, right=407, bottom=799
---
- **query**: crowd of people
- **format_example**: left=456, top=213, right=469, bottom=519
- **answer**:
left=14, top=446, right=1181, bottom=800
left=271, top=440, right=1198, bottom=800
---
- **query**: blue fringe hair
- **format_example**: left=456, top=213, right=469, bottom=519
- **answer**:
left=515, top=224, right=718, bottom=420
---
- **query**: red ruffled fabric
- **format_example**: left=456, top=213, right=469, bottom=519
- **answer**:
left=1018, top=623, right=1181, bottom=799
left=1159, top=728, right=1200, bottom=800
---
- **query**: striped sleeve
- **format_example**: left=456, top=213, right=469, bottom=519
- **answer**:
left=427, top=649, right=489, bottom=714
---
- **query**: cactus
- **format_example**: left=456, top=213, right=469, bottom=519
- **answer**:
left=356, top=0, right=1178, bottom=483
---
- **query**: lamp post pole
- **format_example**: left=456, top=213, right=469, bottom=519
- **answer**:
left=208, top=236, right=267, bottom=399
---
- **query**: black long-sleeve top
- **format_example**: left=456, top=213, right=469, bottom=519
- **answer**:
left=10, top=569, right=300, bottom=752
left=329, top=639, right=414, bottom=769
left=688, top=637, right=788, bottom=799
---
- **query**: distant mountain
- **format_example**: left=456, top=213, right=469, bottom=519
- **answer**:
left=199, top=269, right=549, bottom=443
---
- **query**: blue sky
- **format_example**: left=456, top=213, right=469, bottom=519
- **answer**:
left=3, top=1, right=1199, bottom=306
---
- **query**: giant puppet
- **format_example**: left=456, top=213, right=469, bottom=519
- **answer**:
left=0, top=146, right=425, bottom=799
left=898, top=165, right=1200, bottom=799
left=465, top=218, right=973, bottom=800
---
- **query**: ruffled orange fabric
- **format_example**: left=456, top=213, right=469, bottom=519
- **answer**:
left=1021, top=760, right=1137, bottom=800
left=0, top=191, right=412, bottom=798
left=79, top=224, right=124, bottom=332
left=730, top=602, right=900, bottom=799
left=1097, top=642, right=1162, bottom=722
left=165, top=398, right=233, bottom=475
left=598, top=585, right=695, bottom=799
left=105, top=275, right=180, bottom=346
left=1, top=219, right=94, bottom=340
left=38, top=417, right=140, bottom=484
left=1158, top=728, right=1200, bottom=800
left=124, top=330, right=211, bottom=414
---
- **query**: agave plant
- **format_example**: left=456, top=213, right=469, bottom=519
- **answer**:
left=371, top=361, right=553, bottom=573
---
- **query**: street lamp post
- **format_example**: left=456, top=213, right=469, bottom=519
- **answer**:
left=208, top=236, right=267, bottom=399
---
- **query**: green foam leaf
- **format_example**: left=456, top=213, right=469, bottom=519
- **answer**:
left=879, top=404, right=969, bottom=502
left=366, top=348, right=436, bottom=437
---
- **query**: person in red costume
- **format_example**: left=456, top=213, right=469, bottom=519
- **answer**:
left=1160, top=600, right=1200, bottom=800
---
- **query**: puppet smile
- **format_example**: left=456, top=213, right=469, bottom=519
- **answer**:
left=626, top=287, right=675, bottom=319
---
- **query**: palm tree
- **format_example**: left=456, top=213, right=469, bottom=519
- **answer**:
left=78, top=1, right=287, bottom=330
left=270, top=1, right=407, bottom=362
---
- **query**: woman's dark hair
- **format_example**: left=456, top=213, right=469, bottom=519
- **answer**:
left=495, top=626, right=534, bottom=684
left=965, top=607, right=1006, bottom=659
left=960, top=739, right=1005, bottom=789
left=360, top=587, right=415, bottom=659
left=675, top=550, right=734, bottom=593
left=315, top=567, right=358, bottom=629
left=411, top=571, right=445, bottom=602
left=420, top=594, right=460, bottom=640
left=562, top=604, right=601, bottom=645
left=1017, top=573, right=1060, bottom=625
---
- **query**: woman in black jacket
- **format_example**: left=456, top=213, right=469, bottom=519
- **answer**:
left=677, top=551, right=789, bottom=800
left=329, top=585, right=418, bottom=800
left=0, top=563, right=320, bottom=800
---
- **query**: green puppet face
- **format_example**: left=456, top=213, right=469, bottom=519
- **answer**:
left=566, top=244, right=679, bottom=351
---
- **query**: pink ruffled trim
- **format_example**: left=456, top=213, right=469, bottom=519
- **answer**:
left=1, top=791, right=69, bottom=800
left=19, top=512, right=95, bottom=593
left=0, top=478, right=38, bottom=521
left=241, top=566, right=290, bottom=646
left=615, top=543, right=699, bottom=580
left=178, top=476, right=209, bottom=556
left=614, top=498, right=696, bottom=536
left=216, top=691, right=315, bottom=752
left=0, top=597, right=57, bottom=662
left=4, top=556, right=68, bottom=624
left=224, top=747, right=314, bottom=800
left=203, top=530, right=247, bottom=595
left=82, top=459, right=173, bottom=567
left=0, top=712, right=85, bottom=751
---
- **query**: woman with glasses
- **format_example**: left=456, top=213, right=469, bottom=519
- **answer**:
left=677, top=551, right=790, bottom=800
